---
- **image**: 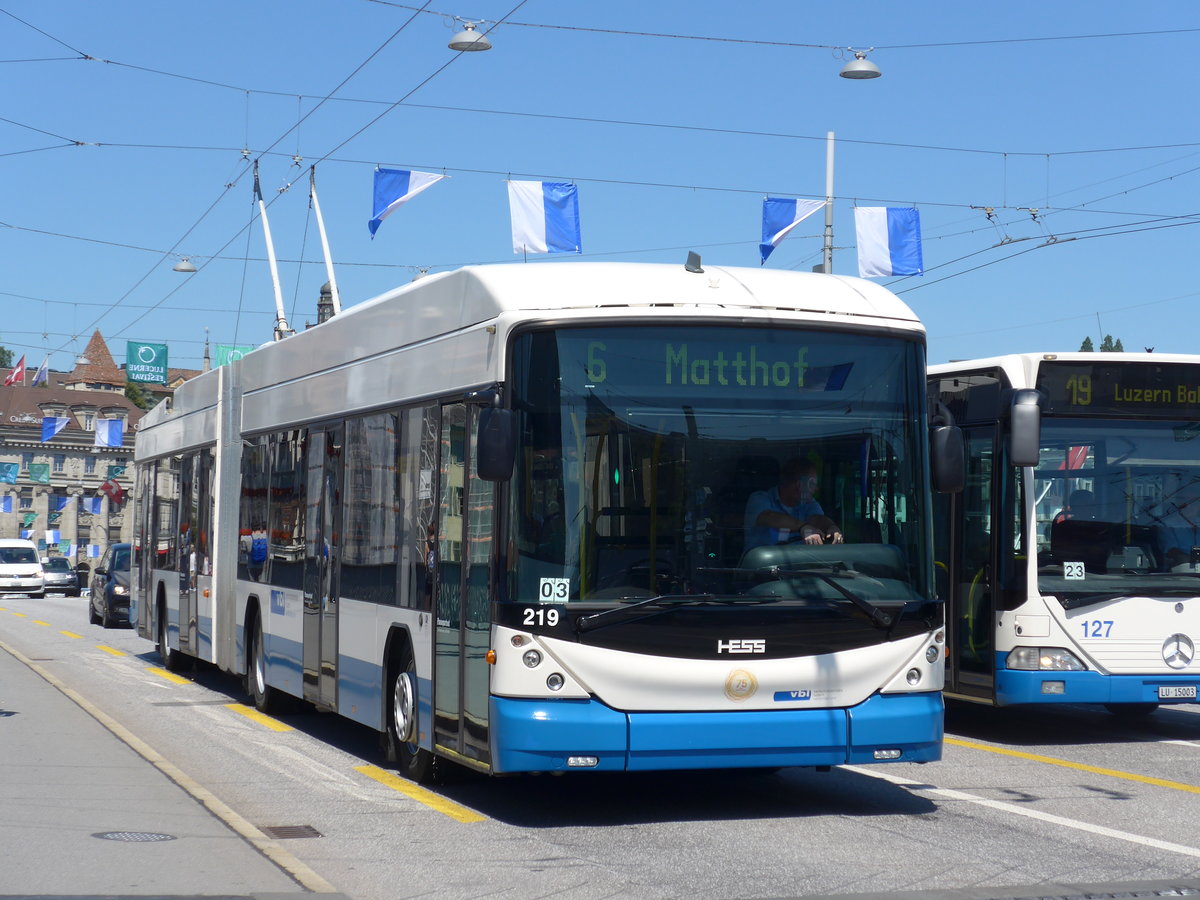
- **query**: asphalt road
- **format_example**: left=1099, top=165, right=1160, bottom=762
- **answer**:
left=2, top=591, right=1199, bottom=900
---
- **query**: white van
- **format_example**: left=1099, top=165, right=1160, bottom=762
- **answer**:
left=0, top=538, right=45, bottom=598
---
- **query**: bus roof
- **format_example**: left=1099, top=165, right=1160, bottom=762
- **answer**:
left=930, top=351, right=1200, bottom=385
left=140, top=262, right=922, bottom=441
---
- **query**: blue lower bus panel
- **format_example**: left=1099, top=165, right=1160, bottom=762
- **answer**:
left=995, top=658, right=1199, bottom=707
left=489, top=692, right=943, bottom=773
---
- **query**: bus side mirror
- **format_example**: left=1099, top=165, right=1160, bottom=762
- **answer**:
left=930, top=425, right=965, bottom=494
left=477, top=407, right=515, bottom=481
left=1009, top=388, right=1042, bottom=467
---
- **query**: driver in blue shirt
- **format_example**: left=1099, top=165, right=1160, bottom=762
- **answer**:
left=744, top=458, right=842, bottom=552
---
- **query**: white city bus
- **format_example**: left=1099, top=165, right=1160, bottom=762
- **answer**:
left=133, top=261, right=957, bottom=781
left=929, top=352, right=1200, bottom=713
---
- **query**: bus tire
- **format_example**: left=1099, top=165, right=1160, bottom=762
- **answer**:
left=247, top=614, right=281, bottom=714
left=1104, top=702, right=1158, bottom=717
left=386, top=648, right=437, bottom=784
left=158, top=600, right=186, bottom=672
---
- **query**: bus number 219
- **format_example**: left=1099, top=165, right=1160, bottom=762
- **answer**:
left=523, top=606, right=561, bottom=627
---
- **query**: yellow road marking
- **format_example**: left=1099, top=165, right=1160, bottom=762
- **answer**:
left=147, top=667, right=190, bottom=685
left=946, top=736, right=1200, bottom=795
left=96, top=645, right=126, bottom=657
left=225, top=703, right=293, bottom=732
left=32, top=620, right=50, bottom=627
left=60, top=631, right=82, bottom=639
left=10, top=611, right=27, bottom=617
left=354, top=764, right=486, bottom=823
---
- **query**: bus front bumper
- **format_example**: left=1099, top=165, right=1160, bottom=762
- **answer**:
left=996, top=665, right=1199, bottom=706
left=489, top=691, right=943, bottom=774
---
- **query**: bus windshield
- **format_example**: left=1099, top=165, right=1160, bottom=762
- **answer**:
left=1035, top=418, right=1200, bottom=603
left=506, top=325, right=932, bottom=615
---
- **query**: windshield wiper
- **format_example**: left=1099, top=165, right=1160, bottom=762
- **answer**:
left=767, top=566, right=896, bottom=629
left=573, top=593, right=787, bottom=634
left=1059, top=587, right=1200, bottom=611
left=575, top=594, right=716, bottom=634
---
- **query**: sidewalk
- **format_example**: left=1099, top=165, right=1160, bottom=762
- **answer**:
left=0, top=639, right=345, bottom=899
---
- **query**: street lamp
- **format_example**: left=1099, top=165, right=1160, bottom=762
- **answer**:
left=448, top=21, right=492, bottom=52
left=839, top=49, right=881, bottom=79
left=173, top=257, right=198, bottom=273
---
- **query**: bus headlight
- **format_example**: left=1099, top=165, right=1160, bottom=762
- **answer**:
left=522, top=649, right=542, bottom=668
left=925, top=645, right=940, bottom=663
left=905, top=668, right=922, bottom=685
left=1006, top=647, right=1085, bottom=671
left=546, top=673, right=564, bottom=691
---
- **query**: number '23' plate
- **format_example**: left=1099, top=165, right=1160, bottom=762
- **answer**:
left=1158, top=685, right=1197, bottom=699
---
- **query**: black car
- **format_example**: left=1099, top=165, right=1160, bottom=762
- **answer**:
left=89, top=543, right=131, bottom=628
left=42, top=556, right=81, bottom=597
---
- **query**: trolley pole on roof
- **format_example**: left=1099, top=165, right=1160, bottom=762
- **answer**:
left=254, top=161, right=293, bottom=341
left=822, top=131, right=834, bottom=275
left=309, top=167, right=342, bottom=317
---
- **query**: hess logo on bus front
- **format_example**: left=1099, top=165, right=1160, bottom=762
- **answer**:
left=717, top=639, right=766, bottom=654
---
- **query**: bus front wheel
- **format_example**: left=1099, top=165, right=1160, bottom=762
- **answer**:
left=158, top=606, right=186, bottom=672
left=247, top=616, right=281, bottom=714
left=387, top=651, right=437, bottom=784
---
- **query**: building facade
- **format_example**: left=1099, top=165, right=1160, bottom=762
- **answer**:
left=0, top=332, right=153, bottom=567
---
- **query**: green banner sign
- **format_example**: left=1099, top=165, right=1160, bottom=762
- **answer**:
left=126, top=341, right=168, bottom=384
left=28, top=463, right=49, bottom=484
left=215, top=344, right=254, bottom=367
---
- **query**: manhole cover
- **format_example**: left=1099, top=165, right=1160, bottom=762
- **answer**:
left=93, top=831, right=177, bottom=842
left=261, top=824, right=322, bottom=839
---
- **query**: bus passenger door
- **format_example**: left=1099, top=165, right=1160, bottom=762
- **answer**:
left=433, top=402, right=494, bottom=769
left=177, top=454, right=198, bottom=656
left=303, top=425, right=342, bottom=709
left=945, top=427, right=997, bottom=701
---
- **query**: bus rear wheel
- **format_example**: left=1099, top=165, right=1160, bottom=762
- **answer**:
left=387, top=652, right=437, bottom=784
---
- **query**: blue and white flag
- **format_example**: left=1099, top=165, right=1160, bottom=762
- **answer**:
left=0, top=496, right=11, bottom=513
left=85, top=496, right=102, bottom=514
left=88, top=544, right=100, bottom=558
left=508, top=181, right=581, bottom=254
left=854, top=207, right=923, bottom=278
left=760, top=197, right=825, bottom=264
left=94, top=418, right=124, bottom=448
left=53, top=495, right=74, bottom=512
left=45, top=529, right=60, bottom=546
left=30, top=355, right=49, bottom=387
left=368, top=168, right=447, bottom=236
left=41, top=416, right=70, bottom=442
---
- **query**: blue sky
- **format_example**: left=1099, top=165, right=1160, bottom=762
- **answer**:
left=3, top=2, right=1198, bottom=371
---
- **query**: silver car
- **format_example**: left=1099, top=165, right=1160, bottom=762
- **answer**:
left=42, top=557, right=81, bottom=597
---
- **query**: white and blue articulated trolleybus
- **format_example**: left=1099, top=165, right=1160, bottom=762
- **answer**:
left=929, top=352, right=1200, bottom=713
left=132, top=261, right=961, bottom=781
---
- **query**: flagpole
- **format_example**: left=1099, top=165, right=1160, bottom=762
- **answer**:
left=254, top=161, right=293, bottom=341
left=309, top=167, right=342, bottom=316
left=822, top=131, right=835, bottom=275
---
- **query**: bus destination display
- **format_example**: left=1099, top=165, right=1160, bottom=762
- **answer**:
left=1036, top=361, right=1200, bottom=418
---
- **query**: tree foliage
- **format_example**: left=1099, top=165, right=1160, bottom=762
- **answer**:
left=1080, top=335, right=1125, bottom=352
left=124, top=380, right=156, bottom=410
